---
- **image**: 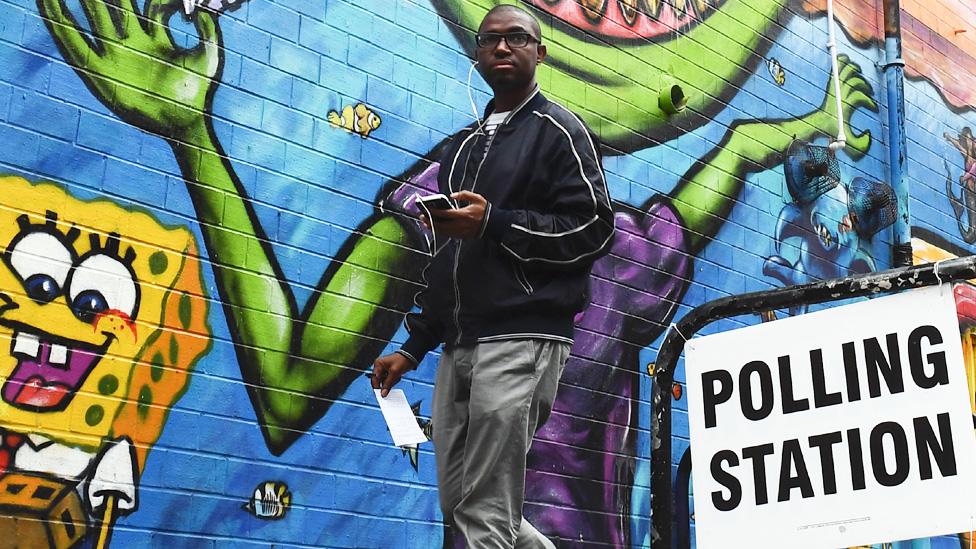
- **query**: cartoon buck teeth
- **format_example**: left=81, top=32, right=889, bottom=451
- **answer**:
left=0, top=176, right=209, bottom=548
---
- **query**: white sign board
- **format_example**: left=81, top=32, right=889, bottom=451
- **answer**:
left=685, top=286, right=976, bottom=548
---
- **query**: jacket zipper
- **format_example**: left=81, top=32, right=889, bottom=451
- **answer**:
left=513, top=262, right=533, bottom=295
left=452, top=130, right=498, bottom=345
left=450, top=88, right=537, bottom=344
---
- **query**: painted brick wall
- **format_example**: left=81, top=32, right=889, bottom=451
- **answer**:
left=0, top=0, right=970, bottom=547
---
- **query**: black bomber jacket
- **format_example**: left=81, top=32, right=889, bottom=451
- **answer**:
left=397, top=87, right=615, bottom=365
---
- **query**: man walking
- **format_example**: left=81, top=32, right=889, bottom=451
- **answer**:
left=372, top=5, right=614, bottom=548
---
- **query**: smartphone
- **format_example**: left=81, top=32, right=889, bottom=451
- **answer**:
left=415, top=193, right=456, bottom=210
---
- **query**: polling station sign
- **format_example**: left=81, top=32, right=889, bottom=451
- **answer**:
left=685, top=286, right=976, bottom=548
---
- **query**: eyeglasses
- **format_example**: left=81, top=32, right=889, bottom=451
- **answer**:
left=475, top=32, right=538, bottom=49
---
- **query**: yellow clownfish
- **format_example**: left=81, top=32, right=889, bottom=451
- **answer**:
left=328, top=103, right=382, bottom=138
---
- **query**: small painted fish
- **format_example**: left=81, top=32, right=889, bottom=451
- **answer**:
left=401, top=401, right=433, bottom=471
left=767, top=57, right=786, bottom=86
left=243, top=481, right=291, bottom=520
left=328, top=103, right=382, bottom=138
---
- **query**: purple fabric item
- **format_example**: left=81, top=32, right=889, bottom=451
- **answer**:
left=388, top=165, right=693, bottom=547
left=383, top=162, right=440, bottom=218
left=382, top=162, right=440, bottom=252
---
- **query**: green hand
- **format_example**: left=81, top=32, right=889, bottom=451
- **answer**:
left=808, top=55, right=878, bottom=154
left=670, top=54, right=879, bottom=253
left=38, top=0, right=424, bottom=454
left=38, top=0, right=219, bottom=142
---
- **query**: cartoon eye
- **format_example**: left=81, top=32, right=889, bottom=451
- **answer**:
left=71, top=289, right=110, bottom=323
left=7, top=232, right=73, bottom=303
left=68, top=254, right=139, bottom=322
left=25, top=274, right=61, bottom=303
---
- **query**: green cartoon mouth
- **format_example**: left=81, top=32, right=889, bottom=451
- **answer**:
left=434, top=0, right=788, bottom=150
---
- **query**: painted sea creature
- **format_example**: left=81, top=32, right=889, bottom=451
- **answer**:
left=767, top=57, right=786, bottom=86
left=328, top=104, right=382, bottom=138
left=400, top=401, right=432, bottom=471
left=763, top=143, right=895, bottom=314
left=243, top=481, right=291, bottom=520
left=944, top=127, right=976, bottom=243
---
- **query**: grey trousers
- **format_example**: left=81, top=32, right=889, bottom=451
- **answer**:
left=432, top=338, right=570, bottom=549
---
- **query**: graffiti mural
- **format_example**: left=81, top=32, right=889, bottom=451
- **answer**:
left=763, top=139, right=896, bottom=313
left=437, top=0, right=802, bottom=152
left=0, top=176, right=209, bottom=546
left=944, top=128, right=976, bottom=243
left=37, top=0, right=878, bottom=543
left=35, top=0, right=431, bottom=460
left=0, top=0, right=973, bottom=546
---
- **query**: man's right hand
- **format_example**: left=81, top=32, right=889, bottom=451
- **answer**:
left=372, top=353, right=415, bottom=397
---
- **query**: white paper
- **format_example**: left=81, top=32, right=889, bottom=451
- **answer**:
left=685, top=286, right=976, bottom=548
left=373, top=389, right=428, bottom=447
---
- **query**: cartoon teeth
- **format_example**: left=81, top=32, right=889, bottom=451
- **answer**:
left=12, top=332, right=39, bottom=358
left=2, top=330, right=108, bottom=411
left=817, top=223, right=834, bottom=248
left=580, top=0, right=607, bottom=21
left=49, top=344, right=68, bottom=367
left=645, top=0, right=662, bottom=17
left=563, top=0, right=718, bottom=25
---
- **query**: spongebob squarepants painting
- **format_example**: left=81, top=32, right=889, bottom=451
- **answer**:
left=0, top=176, right=210, bottom=548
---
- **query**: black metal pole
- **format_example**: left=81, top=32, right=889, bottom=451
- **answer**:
left=650, top=255, right=976, bottom=548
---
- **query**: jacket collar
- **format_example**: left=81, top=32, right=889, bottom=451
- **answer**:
left=482, top=85, right=545, bottom=127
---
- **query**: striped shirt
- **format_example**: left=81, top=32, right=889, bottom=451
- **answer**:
left=484, top=111, right=509, bottom=154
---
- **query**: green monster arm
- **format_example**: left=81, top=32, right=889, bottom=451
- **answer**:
left=172, top=130, right=418, bottom=445
left=37, top=0, right=421, bottom=453
left=670, top=55, right=879, bottom=253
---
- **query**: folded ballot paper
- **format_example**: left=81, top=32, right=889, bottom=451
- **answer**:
left=373, top=389, right=428, bottom=447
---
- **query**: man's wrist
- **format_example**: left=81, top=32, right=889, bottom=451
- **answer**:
left=477, top=201, right=492, bottom=238
left=484, top=207, right=516, bottom=241
left=395, top=349, right=419, bottom=369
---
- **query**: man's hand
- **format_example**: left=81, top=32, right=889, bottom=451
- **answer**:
left=422, top=191, right=487, bottom=239
left=372, top=353, right=415, bottom=397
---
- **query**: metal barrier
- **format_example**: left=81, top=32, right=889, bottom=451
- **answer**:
left=649, top=255, right=976, bottom=548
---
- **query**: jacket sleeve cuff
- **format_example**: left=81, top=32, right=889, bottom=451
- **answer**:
left=484, top=207, right=516, bottom=241
left=395, top=350, right=419, bottom=368
left=399, top=335, right=435, bottom=367
left=477, top=201, right=492, bottom=239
